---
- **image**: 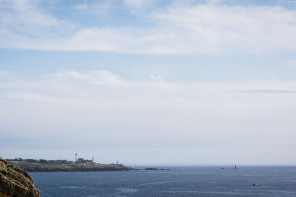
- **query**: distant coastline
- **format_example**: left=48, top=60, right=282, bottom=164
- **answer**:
left=7, top=159, right=133, bottom=172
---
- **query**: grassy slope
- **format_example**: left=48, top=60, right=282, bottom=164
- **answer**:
left=8, top=161, right=132, bottom=172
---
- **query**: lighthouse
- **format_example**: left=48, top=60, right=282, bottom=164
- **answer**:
left=75, top=153, right=78, bottom=163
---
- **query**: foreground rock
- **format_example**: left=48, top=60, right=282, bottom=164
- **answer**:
left=0, top=156, right=40, bottom=197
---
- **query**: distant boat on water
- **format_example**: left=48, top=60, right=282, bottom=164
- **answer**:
left=234, top=165, right=237, bottom=169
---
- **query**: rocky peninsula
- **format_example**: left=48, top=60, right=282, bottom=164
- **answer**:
left=7, top=159, right=132, bottom=172
left=0, top=156, right=40, bottom=197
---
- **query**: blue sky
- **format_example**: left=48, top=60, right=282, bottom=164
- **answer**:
left=1, top=0, right=296, bottom=165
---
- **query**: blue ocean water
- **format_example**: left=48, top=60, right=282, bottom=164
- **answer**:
left=30, top=166, right=296, bottom=197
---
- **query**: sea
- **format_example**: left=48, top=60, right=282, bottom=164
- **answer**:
left=30, top=166, right=296, bottom=197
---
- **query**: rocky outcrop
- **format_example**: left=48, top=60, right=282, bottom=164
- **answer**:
left=0, top=156, right=40, bottom=197
left=8, top=161, right=133, bottom=172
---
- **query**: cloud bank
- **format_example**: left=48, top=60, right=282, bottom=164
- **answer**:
left=1, top=70, right=296, bottom=164
left=1, top=1, right=296, bottom=55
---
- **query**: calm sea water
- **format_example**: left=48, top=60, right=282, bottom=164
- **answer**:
left=30, top=166, right=296, bottom=197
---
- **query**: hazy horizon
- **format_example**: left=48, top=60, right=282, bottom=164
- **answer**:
left=1, top=0, right=296, bottom=165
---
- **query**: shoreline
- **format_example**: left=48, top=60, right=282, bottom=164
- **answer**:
left=7, top=161, right=133, bottom=172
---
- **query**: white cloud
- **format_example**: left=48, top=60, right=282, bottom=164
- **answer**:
left=2, top=70, right=296, bottom=101
left=0, top=70, right=13, bottom=79
left=50, top=70, right=129, bottom=86
left=150, top=74, right=164, bottom=81
left=73, top=1, right=114, bottom=15
left=206, top=0, right=223, bottom=4
left=286, top=59, right=296, bottom=68
left=1, top=0, right=61, bottom=28
left=1, top=2, right=296, bottom=55
left=1, top=92, right=57, bottom=102
left=61, top=4, right=296, bottom=55
left=1, top=70, right=296, bottom=163
left=0, top=0, right=74, bottom=41
left=124, top=0, right=147, bottom=9
left=124, top=0, right=158, bottom=10
left=152, top=5, right=296, bottom=55
left=74, top=4, right=88, bottom=10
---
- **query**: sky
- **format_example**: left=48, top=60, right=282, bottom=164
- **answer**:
left=1, top=0, right=296, bottom=165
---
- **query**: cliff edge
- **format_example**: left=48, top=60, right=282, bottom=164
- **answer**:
left=0, top=156, right=40, bottom=197
left=8, top=160, right=133, bottom=172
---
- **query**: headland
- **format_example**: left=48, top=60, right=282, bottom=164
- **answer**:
left=7, top=158, right=132, bottom=172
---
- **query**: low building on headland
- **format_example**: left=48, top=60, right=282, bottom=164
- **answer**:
left=74, top=153, right=96, bottom=165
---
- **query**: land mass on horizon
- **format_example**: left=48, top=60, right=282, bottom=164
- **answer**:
left=7, top=158, right=132, bottom=172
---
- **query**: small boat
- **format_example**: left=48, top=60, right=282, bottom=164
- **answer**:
left=234, top=165, right=237, bottom=169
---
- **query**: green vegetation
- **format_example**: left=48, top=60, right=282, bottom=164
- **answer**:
left=7, top=160, right=132, bottom=172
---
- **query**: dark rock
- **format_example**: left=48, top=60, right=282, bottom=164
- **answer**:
left=0, top=156, right=40, bottom=197
left=145, top=168, right=159, bottom=170
left=144, top=168, right=170, bottom=171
